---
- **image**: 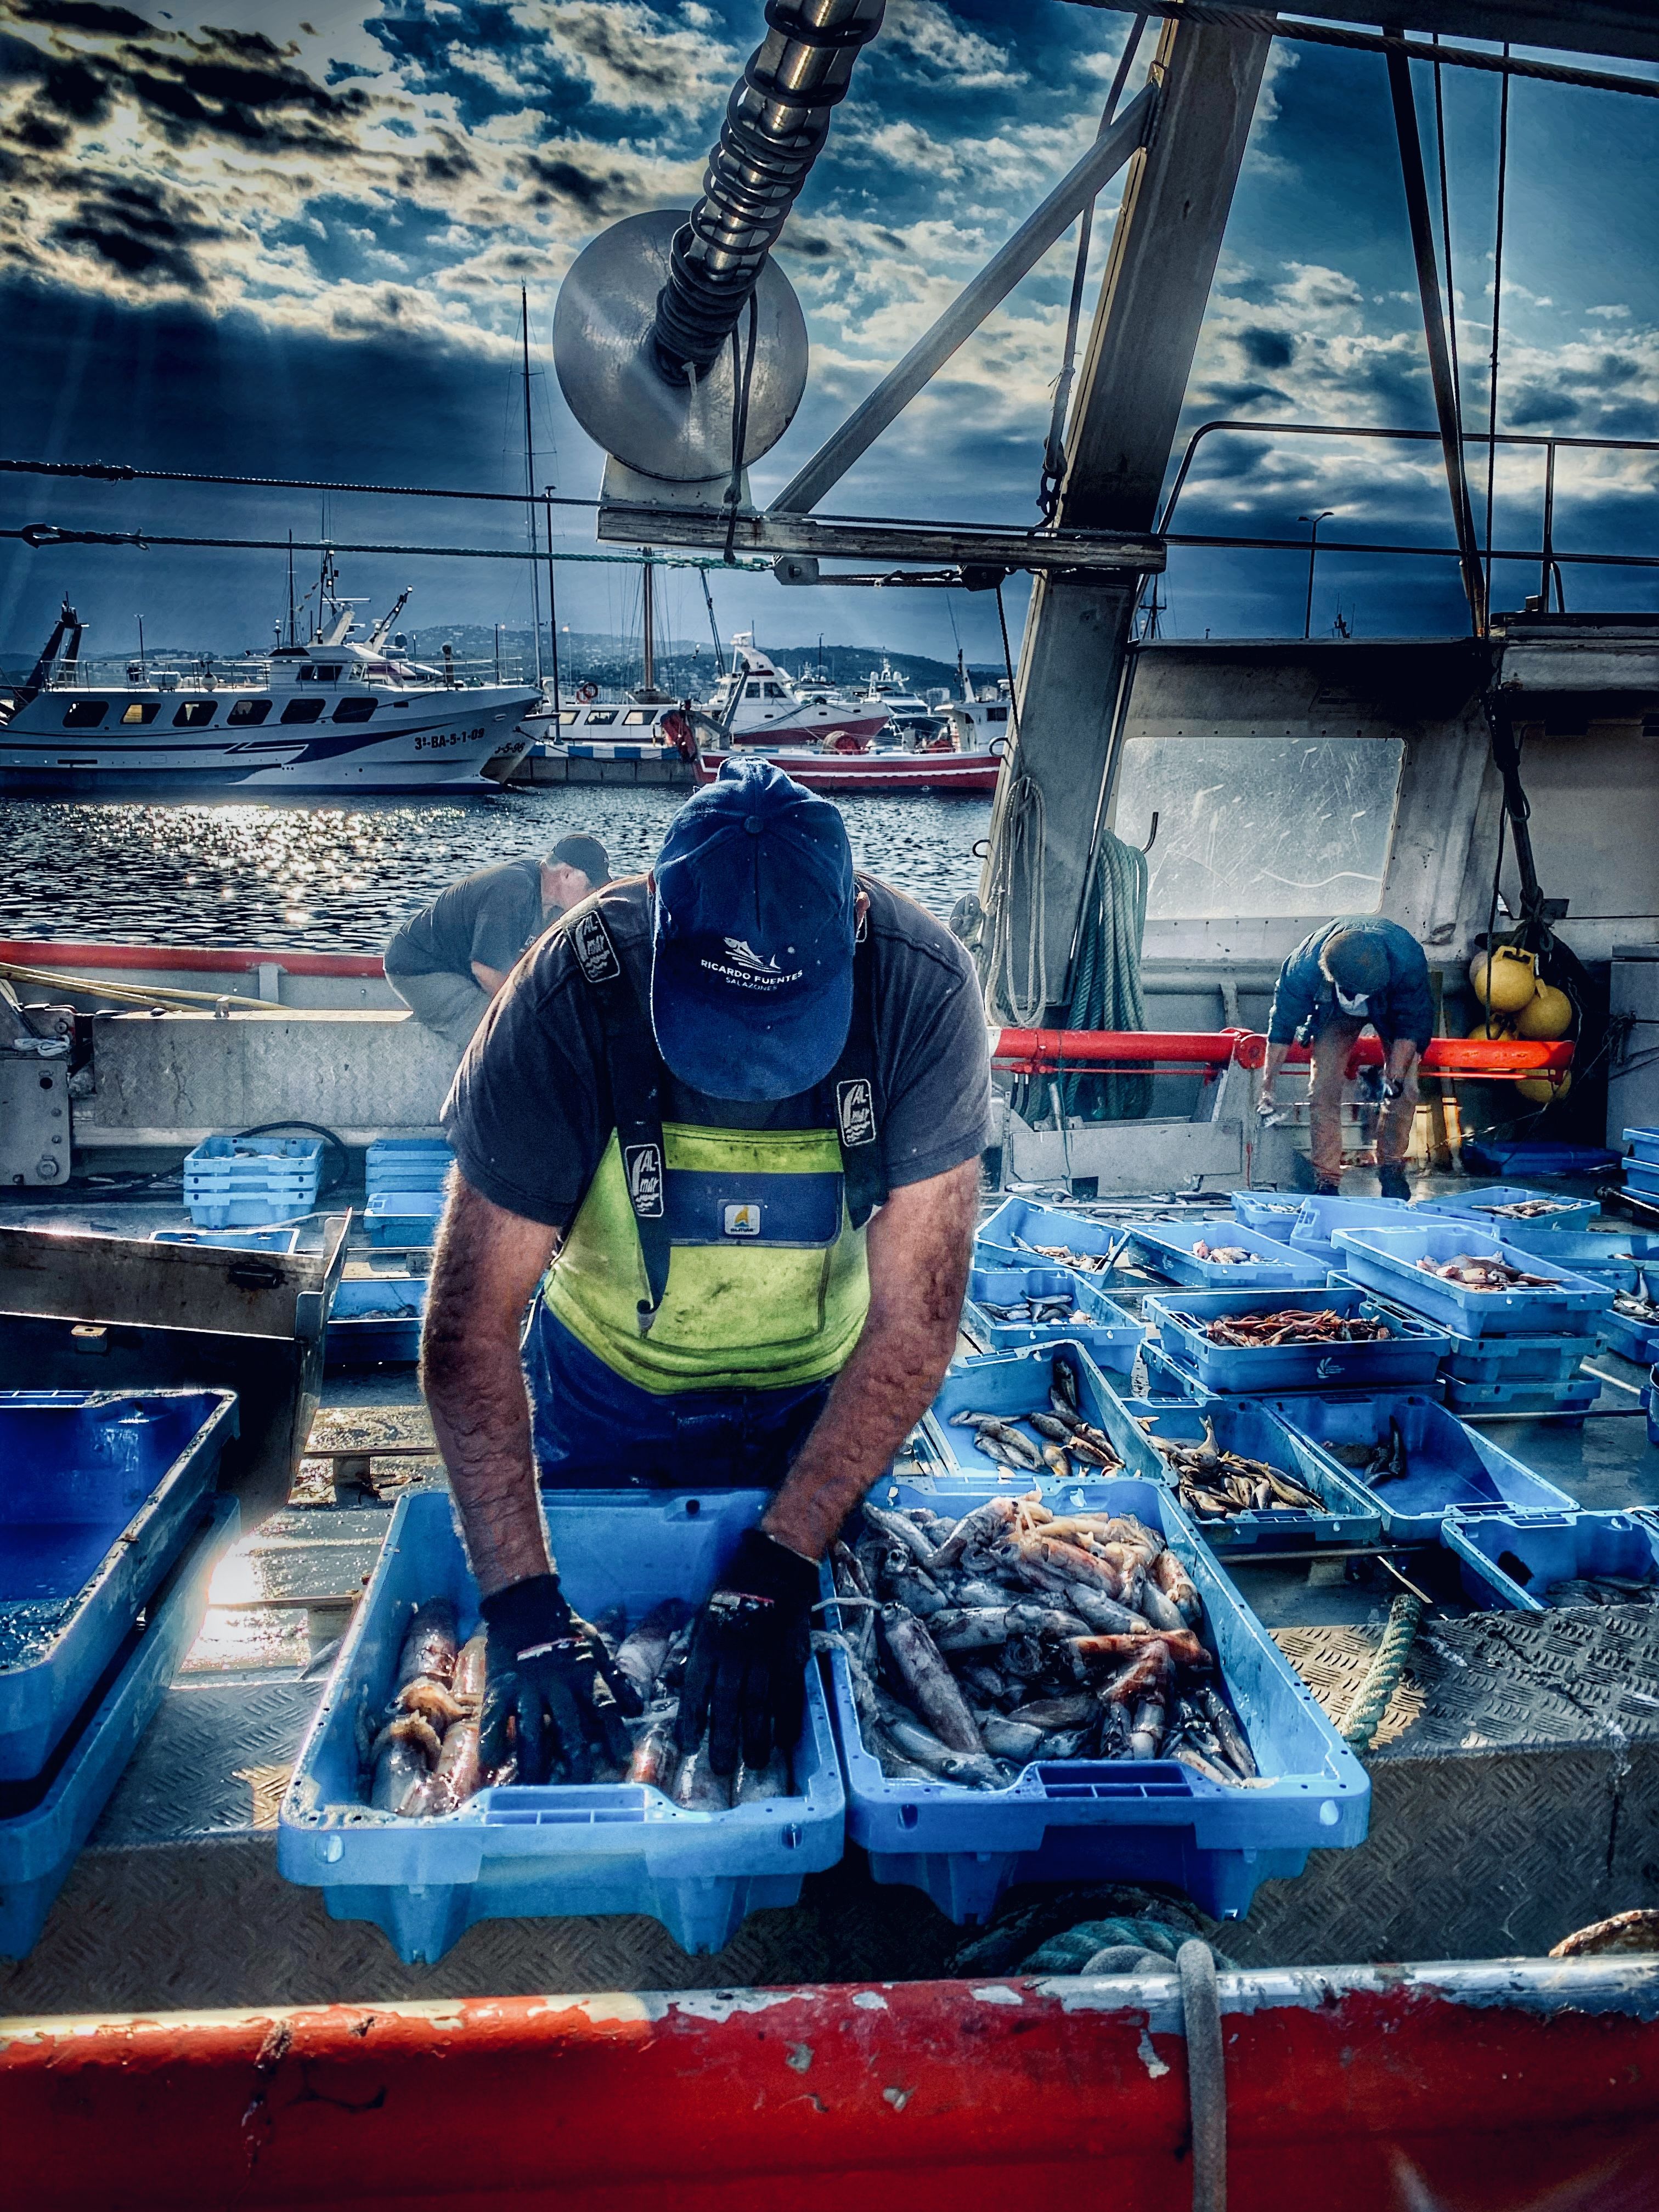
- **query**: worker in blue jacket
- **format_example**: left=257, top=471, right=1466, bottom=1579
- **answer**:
left=1260, top=918, right=1433, bottom=1198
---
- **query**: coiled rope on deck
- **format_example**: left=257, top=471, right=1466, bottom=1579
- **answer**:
left=1340, top=1592, right=1424, bottom=1754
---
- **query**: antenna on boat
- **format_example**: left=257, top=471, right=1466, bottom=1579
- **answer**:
left=136, top=613, right=146, bottom=681
left=521, top=286, right=545, bottom=691
left=642, top=545, right=654, bottom=693
left=286, top=533, right=296, bottom=648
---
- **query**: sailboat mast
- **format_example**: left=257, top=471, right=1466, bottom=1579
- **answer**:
left=642, top=546, right=654, bottom=692
left=521, top=285, right=544, bottom=689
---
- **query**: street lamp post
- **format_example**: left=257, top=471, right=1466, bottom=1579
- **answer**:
left=1299, top=510, right=1334, bottom=639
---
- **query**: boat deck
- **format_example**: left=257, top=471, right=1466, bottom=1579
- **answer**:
left=1, top=1172, right=1655, bottom=2015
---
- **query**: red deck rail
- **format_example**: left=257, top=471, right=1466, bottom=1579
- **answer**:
left=0, top=939, right=387, bottom=979
left=992, top=1026, right=1575, bottom=1081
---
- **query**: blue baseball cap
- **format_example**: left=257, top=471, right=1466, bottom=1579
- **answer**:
left=651, top=759, right=856, bottom=1101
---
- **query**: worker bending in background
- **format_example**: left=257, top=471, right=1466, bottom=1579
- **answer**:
left=1260, top=917, right=1433, bottom=1200
left=384, top=835, right=611, bottom=1059
left=420, top=761, right=990, bottom=1785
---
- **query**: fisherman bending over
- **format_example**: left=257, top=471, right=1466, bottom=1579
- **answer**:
left=420, top=761, right=989, bottom=1782
left=384, top=835, right=611, bottom=1058
left=1259, top=917, right=1433, bottom=1199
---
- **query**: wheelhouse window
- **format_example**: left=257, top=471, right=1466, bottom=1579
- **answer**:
left=764, top=681, right=786, bottom=698
left=227, top=698, right=272, bottom=726
left=121, top=701, right=158, bottom=725
left=622, top=709, right=654, bottom=726
left=1113, top=733, right=1406, bottom=921
left=584, top=708, right=617, bottom=726
left=280, top=698, right=326, bottom=725
left=558, top=710, right=579, bottom=725
left=986, top=706, right=1009, bottom=723
left=744, top=681, right=761, bottom=698
left=173, top=700, right=217, bottom=728
left=61, top=701, right=108, bottom=727
left=332, top=697, right=377, bottom=723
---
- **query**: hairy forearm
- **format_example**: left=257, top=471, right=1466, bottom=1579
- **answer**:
left=1262, top=1041, right=1290, bottom=1083
left=763, top=1161, right=977, bottom=1561
left=1386, top=1037, right=1420, bottom=1081
left=420, top=1182, right=558, bottom=1596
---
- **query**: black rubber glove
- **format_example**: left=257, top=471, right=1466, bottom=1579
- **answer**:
left=479, top=1572, right=640, bottom=1786
left=676, top=1528, right=821, bottom=1776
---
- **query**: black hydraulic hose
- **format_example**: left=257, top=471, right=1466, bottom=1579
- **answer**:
left=651, top=0, right=884, bottom=381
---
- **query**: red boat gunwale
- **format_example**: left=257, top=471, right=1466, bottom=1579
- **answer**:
left=3, top=1961, right=1658, bottom=2210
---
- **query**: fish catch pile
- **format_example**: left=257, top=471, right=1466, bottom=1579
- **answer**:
left=978, top=1292, right=1079, bottom=1325
left=1169, top=1306, right=1393, bottom=1348
left=1137, top=1414, right=1326, bottom=1522
left=1613, top=1290, right=1659, bottom=1324
left=946, top=1356, right=1122, bottom=1479
left=1192, top=1241, right=1252, bottom=1266
left=364, top=1594, right=791, bottom=1816
left=1471, top=1198, right=1578, bottom=1220
left=1543, top=1572, right=1659, bottom=1608
left=828, top=1492, right=1258, bottom=1790
left=1416, top=1252, right=1556, bottom=1289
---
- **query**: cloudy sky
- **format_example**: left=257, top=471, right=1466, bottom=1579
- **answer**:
left=2, top=0, right=1656, bottom=672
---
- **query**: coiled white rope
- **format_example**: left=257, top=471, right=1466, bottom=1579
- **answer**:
left=984, top=774, right=1048, bottom=1027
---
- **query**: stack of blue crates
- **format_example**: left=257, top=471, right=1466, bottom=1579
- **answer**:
left=1624, top=1127, right=1659, bottom=1211
left=960, top=1263, right=1143, bottom=1377
left=1442, top=1504, right=1659, bottom=1613
left=183, top=1134, right=322, bottom=1231
left=364, top=1137, right=453, bottom=1248
left=1335, top=1221, right=1614, bottom=1420
left=0, top=1391, right=239, bottom=1957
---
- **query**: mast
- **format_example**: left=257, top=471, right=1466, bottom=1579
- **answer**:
left=701, top=571, right=725, bottom=675
left=642, top=546, right=654, bottom=692
left=286, top=533, right=296, bottom=647
left=522, top=286, right=544, bottom=689
left=544, top=487, right=562, bottom=718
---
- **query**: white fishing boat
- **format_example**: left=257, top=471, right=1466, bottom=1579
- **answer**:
left=0, top=580, right=538, bottom=795
left=854, top=657, right=946, bottom=743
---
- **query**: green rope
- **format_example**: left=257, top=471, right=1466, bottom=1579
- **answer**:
left=1061, top=831, right=1151, bottom=1121
left=1341, top=1592, right=1424, bottom=1754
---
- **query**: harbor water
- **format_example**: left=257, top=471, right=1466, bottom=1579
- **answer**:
left=0, top=789, right=991, bottom=951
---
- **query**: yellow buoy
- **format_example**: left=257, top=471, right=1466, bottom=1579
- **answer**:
left=1516, top=1069, right=1572, bottom=1106
left=1469, top=945, right=1539, bottom=1014
left=1465, top=1018, right=1517, bottom=1042
left=1514, top=983, right=1573, bottom=1040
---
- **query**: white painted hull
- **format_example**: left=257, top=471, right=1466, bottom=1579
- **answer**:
left=0, top=691, right=538, bottom=795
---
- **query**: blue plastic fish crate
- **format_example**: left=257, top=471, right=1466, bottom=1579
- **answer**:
left=1141, top=1285, right=1449, bottom=1395
left=1626, top=1128, right=1659, bottom=1170
left=1106, top=1395, right=1383, bottom=1551
left=365, top=1137, right=454, bottom=1196
left=183, top=1133, right=324, bottom=1184
left=1434, top=1323, right=1598, bottom=1385
left=151, top=1227, right=301, bottom=1255
left=1260, top=1391, right=1578, bottom=1543
left=1601, top=1305, right=1659, bottom=1365
left=1419, top=1185, right=1601, bottom=1231
left=0, top=1390, right=237, bottom=1781
left=1442, top=1505, right=1659, bottom=1613
left=1441, top=1373, right=1603, bottom=1421
left=279, top=1488, right=844, bottom=1964
left=0, top=1498, right=237, bottom=1959
left=364, top=1191, right=445, bottom=1247
left=1285, top=1193, right=1413, bottom=1269
left=1139, top=1342, right=1215, bottom=1403
left=325, top=1277, right=428, bottom=1369
left=185, top=1192, right=319, bottom=1231
left=923, top=1340, right=1133, bottom=1488
left=961, top=1266, right=1143, bottom=1376
left=830, top=1468, right=1368, bottom=1926
left=1649, top=1365, right=1659, bottom=1449
left=975, top=1197, right=1144, bottom=1280
left=1126, top=1222, right=1328, bottom=1291
left=1334, top=1224, right=1613, bottom=1338
left=1625, top=1160, right=1659, bottom=1199
left=1461, top=1139, right=1621, bottom=1179
left=1488, top=1228, right=1657, bottom=1287
left=1228, top=1192, right=1306, bottom=1235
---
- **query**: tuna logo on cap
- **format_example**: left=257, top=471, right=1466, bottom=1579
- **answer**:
left=837, top=1078, right=876, bottom=1148
left=723, top=937, right=782, bottom=975
left=574, top=910, right=620, bottom=984
left=624, top=1143, right=663, bottom=1218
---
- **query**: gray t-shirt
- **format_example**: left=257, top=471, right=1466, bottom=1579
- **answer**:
left=385, top=858, right=546, bottom=980
left=444, top=873, right=992, bottom=1230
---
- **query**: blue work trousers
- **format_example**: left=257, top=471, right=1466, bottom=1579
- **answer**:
left=523, top=1304, right=834, bottom=1489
